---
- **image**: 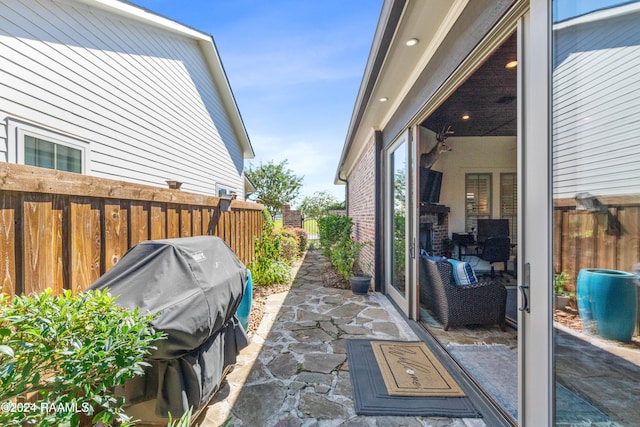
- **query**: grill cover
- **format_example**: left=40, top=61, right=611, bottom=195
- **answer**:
left=89, top=236, right=249, bottom=417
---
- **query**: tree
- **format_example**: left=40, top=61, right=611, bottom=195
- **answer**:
left=246, top=160, right=303, bottom=219
left=299, top=191, right=341, bottom=220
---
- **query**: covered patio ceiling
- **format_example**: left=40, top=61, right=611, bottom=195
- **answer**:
left=421, top=33, right=518, bottom=137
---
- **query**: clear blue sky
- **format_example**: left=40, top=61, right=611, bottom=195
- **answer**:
left=554, top=0, right=632, bottom=21
left=130, top=0, right=383, bottom=203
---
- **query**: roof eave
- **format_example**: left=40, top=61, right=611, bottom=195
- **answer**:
left=334, top=0, right=405, bottom=184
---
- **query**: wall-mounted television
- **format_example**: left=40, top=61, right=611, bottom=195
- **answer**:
left=420, top=168, right=442, bottom=204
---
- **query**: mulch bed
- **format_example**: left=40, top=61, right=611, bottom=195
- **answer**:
left=554, top=306, right=584, bottom=332
left=321, top=265, right=350, bottom=290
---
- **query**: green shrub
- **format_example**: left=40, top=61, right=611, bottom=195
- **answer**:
left=285, top=227, right=308, bottom=256
left=278, top=234, right=298, bottom=264
left=328, top=238, right=367, bottom=281
left=249, top=210, right=293, bottom=286
left=0, top=289, right=164, bottom=427
left=317, top=215, right=367, bottom=280
left=317, top=215, right=353, bottom=256
left=250, top=259, right=292, bottom=286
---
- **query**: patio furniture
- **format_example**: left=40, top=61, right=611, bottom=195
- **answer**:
left=478, top=236, right=511, bottom=278
left=420, top=258, right=507, bottom=331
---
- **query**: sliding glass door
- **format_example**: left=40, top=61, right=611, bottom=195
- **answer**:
left=551, top=1, right=640, bottom=425
left=386, top=130, right=413, bottom=316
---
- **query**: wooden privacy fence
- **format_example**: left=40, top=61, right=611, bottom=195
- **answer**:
left=0, top=163, right=264, bottom=296
left=553, top=195, right=640, bottom=293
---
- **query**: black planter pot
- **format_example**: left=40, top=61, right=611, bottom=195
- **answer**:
left=349, top=274, right=371, bottom=295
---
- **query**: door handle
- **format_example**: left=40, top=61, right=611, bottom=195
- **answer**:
left=519, top=262, right=531, bottom=313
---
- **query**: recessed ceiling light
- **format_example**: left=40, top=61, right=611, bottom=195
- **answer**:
left=462, top=114, right=470, bottom=120
left=405, top=38, right=419, bottom=47
left=379, top=97, right=388, bottom=102
left=505, top=60, right=518, bottom=69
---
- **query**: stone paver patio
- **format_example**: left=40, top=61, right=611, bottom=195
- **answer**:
left=195, top=251, right=487, bottom=427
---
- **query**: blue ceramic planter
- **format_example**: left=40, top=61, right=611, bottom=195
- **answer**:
left=577, top=268, right=638, bottom=342
left=237, top=269, right=253, bottom=331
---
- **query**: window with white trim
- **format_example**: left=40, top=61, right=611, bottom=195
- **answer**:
left=465, top=173, right=492, bottom=232
left=24, top=135, right=82, bottom=173
left=13, top=123, right=88, bottom=174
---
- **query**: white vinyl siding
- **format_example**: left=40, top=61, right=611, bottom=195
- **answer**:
left=0, top=0, right=245, bottom=198
left=552, top=9, right=640, bottom=199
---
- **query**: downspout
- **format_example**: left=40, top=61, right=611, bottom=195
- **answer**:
left=335, top=174, right=349, bottom=213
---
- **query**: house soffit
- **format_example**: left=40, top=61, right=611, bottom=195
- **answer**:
left=340, top=0, right=467, bottom=180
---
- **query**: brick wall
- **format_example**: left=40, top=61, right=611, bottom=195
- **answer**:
left=420, top=211, right=449, bottom=256
left=282, top=204, right=302, bottom=228
left=347, top=139, right=376, bottom=277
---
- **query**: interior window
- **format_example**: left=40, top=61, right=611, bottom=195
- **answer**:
left=465, top=173, right=491, bottom=232
left=24, top=135, right=82, bottom=173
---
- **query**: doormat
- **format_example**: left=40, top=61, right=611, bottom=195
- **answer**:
left=447, top=343, right=613, bottom=425
left=371, top=341, right=465, bottom=397
left=346, top=339, right=480, bottom=417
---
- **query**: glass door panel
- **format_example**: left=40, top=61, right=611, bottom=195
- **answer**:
left=387, top=132, right=409, bottom=314
left=552, top=1, right=640, bottom=426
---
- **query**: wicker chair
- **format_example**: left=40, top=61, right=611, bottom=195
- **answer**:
left=420, top=258, right=507, bottom=331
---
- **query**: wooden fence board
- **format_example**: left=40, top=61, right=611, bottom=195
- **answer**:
left=202, top=207, right=212, bottom=236
left=617, top=207, right=640, bottom=271
left=180, top=205, right=192, bottom=237
left=69, top=197, right=101, bottom=293
left=103, top=200, right=128, bottom=271
left=150, top=203, right=167, bottom=240
left=596, top=208, right=617, bottom=270
left=130, top=201, right=149, bottom=246
left=167, top=204, right=180, bottom=238
left=22, top=194, right=63, bottom=295
left=0, top=192, right=17, bottom=295
left=192, top=208, right=202, bottom=236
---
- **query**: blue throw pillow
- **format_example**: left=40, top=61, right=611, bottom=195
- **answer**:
left=420, top=249, right=446, bottom=261
left=447, top=259, right=479, bottom=286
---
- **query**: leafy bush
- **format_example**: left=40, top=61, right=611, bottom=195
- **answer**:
left=0, top=289, right=164, bottom=427
left=250, top=259, right=292, bottom=286
left=278, top=234, right=299, bottom=264
left=317, top=215, right=367, bottom=281
left=328, top=238, right=368, bottom=281
left=283, top=227, right=308, bottom=256
left=317, top=215, right=353, bottom=256
left=249, top=210, right=293, bottom=286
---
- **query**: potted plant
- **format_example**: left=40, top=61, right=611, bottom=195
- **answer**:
left=350, top=254, right=373, bottom=296
left=553, top=271, right=573, bottom=310
left=337, top=238, right=370, bottom=295
left=442, top=238, right=455, bottom=258
left=317, top=215, right=371, bottom=294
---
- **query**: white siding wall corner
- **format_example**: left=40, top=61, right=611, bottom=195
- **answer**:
left=0, top=116, right=7, bottom=162
left=552, top=9, right=640, bottom=199
left=0, top=0, right=246, bottom=198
